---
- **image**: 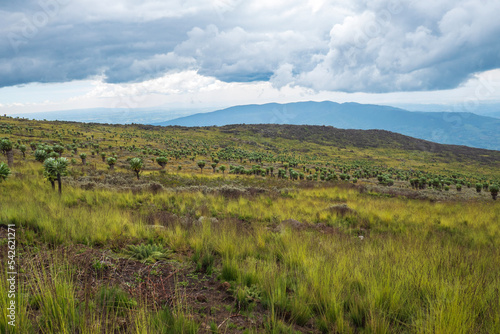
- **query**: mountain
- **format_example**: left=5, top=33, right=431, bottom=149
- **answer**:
left=154, top=101, right=500, bottom=150
left=10, top=107, right=205, bottom=124
left=390, top=103, right=500, bottom=119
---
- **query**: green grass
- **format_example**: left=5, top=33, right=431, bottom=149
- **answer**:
left=1, top=117, right=499, bottom=332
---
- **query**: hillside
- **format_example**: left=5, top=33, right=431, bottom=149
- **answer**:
left=1, top=116, right=499, bottom=333
left=155, top=101, right=500, bottom=150
left=216, top=124, right=500, bottom=164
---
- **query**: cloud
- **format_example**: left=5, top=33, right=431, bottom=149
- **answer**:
left=285, top=0, right=500, bottom=92
left=1, top=0, right=499, bottom=93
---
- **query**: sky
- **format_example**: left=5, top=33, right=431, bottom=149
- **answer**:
left=1, top=0, right=500, bottom=116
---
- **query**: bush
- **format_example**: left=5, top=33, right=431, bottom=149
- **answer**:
left=126, top=243, right=171, bottom=264
left=490, top=184, right=499, bottom=200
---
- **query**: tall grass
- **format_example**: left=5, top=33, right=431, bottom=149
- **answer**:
left=1, top=164, right=499, bottom=332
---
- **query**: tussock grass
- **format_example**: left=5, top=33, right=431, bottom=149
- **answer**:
left=1, top=117, right=499, bottom=332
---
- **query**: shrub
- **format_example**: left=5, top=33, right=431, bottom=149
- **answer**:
left=0, top=162, right=11, bottom=182
left=35, top=149, right=48, bottom=162
left=126, top=243, right=171, bottom=264
left=490, top=184, right=499, bottom=200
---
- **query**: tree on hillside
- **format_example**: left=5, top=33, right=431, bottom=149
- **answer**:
left=211, top=162, right=217, bottom=173
left=35, top=149, right=47, bottom=162
left=43, top=165, right=57, bottom=190
left=101, top=152, right=106, bottom=162
left=80, top=153, right=87, bottom=165
left=490, top=184, right=499, bottom=200
left=0, top=162, right=11, bottom=182
left=0, top=139, right=13, bottom=167
left=53, top=145, right=64, bottom=157
left=43, top=157, right=69, bottom=194
left=197, top=160, right=206, bottom=174
left=129, top=158, right=143, bottom=180
left=19, top=145, right=27, bottom=159
left=156, top=156, right=168, bottom=169
left=107, top=157, right=117, bottom=171
left=219, top=165, right=226, bottom=174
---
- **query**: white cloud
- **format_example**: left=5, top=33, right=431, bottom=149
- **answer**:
left=1, top=0, right=500, bottom=112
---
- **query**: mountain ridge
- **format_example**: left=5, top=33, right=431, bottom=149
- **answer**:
left=153, top=101, right=500, bottom=150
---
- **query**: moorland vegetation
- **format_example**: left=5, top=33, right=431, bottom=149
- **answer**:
left=1, top=116, right=499, bottom=333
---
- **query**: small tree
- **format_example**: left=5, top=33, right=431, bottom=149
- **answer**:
left=19, top=145, right=27, bottom=159
left=0, top=162, right=11, bottom=182
left=475, top=183, right=482, bottom=193
left=197, top=160, right=206, bottom=174
left=43, top=166, right=57, bottom=190
left=35, top=149, right=47, bottom=162
left=156, top=156, right=168, bottom=169
left=53, top=145, right=64, bottom=157
left=107, top=157, right=117, bottom=171
left=490, top=184, right=499, bottom=200
left=129, top=157, right=143, bottom=180
left=0, top=139, right=13, bottom=167
left=43, top=157, right=69, bottom=194
left=80, top=153, right=87, bottom=165
left=219, top=165, right=226, bottom=174
left=101, top=152, right=106, bottom=162
left=211, top=162, right=217, bottom=173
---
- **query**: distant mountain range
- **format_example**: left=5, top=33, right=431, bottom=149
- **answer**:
left=9, top=101, right=499, bottom=150
left=9, top=107, right=204, bottom=125
left=154, top=101, right=500, bottom=151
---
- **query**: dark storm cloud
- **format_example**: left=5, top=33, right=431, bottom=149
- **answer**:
left=1, top=0, right=500, bottom=93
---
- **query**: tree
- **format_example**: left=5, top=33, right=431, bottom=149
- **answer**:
left=43, top=157, right=69, bottom=194
left=475, top=183, right=482, bottom=193
left=211, top=162, right=217, bottom=173
left=53, top=145, right=64, bottom=157
left=19, top=145, right=27, bottom=159
left=219, top=165, right=226, bottom=174
left=100, top=152, right=106, bottom=162
left=80, top=153, right=87, bottom=165
left=107, top=157, right=117, bottom=171
left=197, top=160, right=206, bottom=174
left=490, top=184, right=499, bottom=200
left=43, top=165, right=57, bottom=190
left=0, top=139, right=13, bottom=167
left=0, top=162, right=11, bottom=182
left=34, top=149, right=47, bottom=162
left=129, top=157, right=143, bottom=180
left=156, top=156, right=168, bottom=169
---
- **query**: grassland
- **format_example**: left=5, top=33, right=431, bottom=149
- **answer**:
left=1, top=116, right=500, bottom=333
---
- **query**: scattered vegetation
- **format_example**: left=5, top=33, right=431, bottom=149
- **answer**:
left=0, top=115, right=499, bottom=333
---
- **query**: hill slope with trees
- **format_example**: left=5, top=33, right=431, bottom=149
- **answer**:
left=156, top=101, right=500, bottom=150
